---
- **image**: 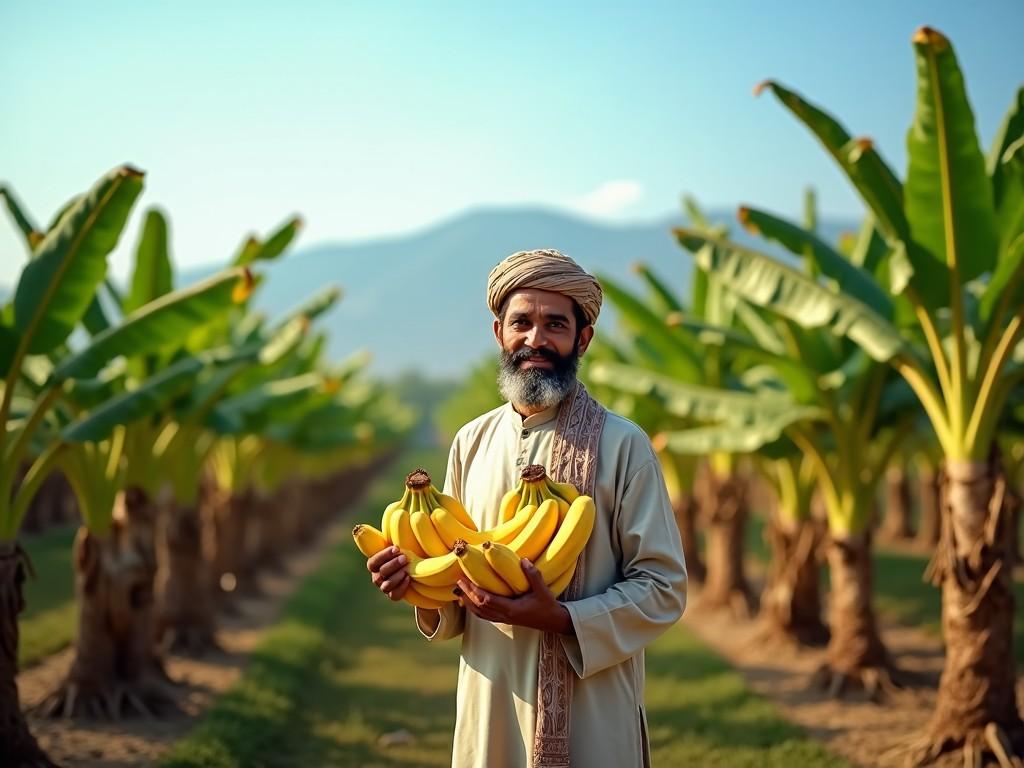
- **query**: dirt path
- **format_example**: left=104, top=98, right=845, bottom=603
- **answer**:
left=683, top=590, right=1024, bottom=768
left=17, top=519, right=349, bottom=768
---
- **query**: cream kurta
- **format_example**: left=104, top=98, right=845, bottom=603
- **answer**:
left=416, top=400, right=687, bottom=768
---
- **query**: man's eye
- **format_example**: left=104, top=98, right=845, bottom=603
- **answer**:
left=549, top=322, right=565, bottom=329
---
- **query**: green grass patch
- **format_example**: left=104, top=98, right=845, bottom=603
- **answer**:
left=647, top=627, right=851, bottom=767
left=165, top=447, right=850, bottom=767
left=18, top=524, right=77, bottom=666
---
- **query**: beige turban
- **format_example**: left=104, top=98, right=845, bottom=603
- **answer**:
left=487, top=248, right=603, bottom=325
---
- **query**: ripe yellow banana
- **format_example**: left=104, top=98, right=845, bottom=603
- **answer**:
left=546, top=561, right=577, bottom=597
left=535, top=496, right=595, bottom=582
left=352, top=524, right=390, bottom=558
left=403, top=584, right=446, bottom=610
left=507, top=498, right=559, bottom=562
left=545, top=478, right=579, bottom=503
left=487, top=503, right=536, bottom=544
left=431, top=508, right=489, bottom=548
left=405, top=550, right=463, bottom=587
left=412, top=581, right=461, bottom=602
left=409, top=509, right=450, bottom=557
left=390, top=509, right=427, bottom=558
left=482, top=541, right=530, bottom=594
left=454, top=540, right=514, bottom=596
left=430, top=485, right=477, bottom=531
left=498, top=487, right=521, bottom=523
left=381, top=488, right=409, bottom=538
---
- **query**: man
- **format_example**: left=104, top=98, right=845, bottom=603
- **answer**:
left=366, top=248, right=687, bottom=767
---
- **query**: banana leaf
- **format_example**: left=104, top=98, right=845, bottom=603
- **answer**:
left=738, top=206, right=892, bottom=317
left=124, top=208, right=173, bottom=314
left=13, top=166, right=144, bottom=355
left=232, top=216, right=302, bottom=267
left=659, top=406, right=821, bottom=456
left=905, top=28, right=997, bottom=288
left=988, top=86, right=1024, bottom=208
left=677, top=229, right=907, bottom=364
left=52, top=267, right=251, bottom=381
left=0, top=186, right=42, bottom=253
left=61, top=354, right=206, bottom=442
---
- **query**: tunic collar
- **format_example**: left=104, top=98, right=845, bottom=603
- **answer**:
left=504, top=400, right=561, bottom=430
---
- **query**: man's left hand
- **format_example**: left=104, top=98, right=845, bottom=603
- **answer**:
left=457, top=558, right=575, bottom=635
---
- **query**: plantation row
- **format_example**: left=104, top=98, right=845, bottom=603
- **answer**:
left=0, top=170, right=412, bottom=766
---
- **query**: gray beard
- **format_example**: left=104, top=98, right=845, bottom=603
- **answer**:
left=496, top=349, right=578, bottom=411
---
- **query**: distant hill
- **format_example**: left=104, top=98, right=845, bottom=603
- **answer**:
left=2, top=206, right=859, bottom=378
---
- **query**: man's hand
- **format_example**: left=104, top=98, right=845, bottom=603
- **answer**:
left=457, top=558, right=574, bottom=635
left=367, top=546, right=412, bottom=602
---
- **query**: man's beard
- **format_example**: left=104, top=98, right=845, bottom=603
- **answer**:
left=497, top=344, right=579, bottom=411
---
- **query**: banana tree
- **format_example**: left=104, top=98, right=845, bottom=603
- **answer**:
left=0, top=166, right=144, bottom=764
left=594, top=235, right=764, bottom=614
left=681, top=26, right=1024, bottom=761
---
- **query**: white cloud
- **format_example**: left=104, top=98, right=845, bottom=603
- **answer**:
left=570, top=180, right=644, bottom=218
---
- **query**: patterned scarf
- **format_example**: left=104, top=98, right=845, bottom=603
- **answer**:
left=532, top=381, right=606, bottom=767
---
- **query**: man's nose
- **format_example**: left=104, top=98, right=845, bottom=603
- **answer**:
left=524, top=325, right=548, bottom=348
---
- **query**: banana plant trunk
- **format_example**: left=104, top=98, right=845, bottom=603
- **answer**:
left=915, top=467, right=941, bottom=549
left=919, top=459, right=1023, bottom=758
left=156, top=498, right=217, bottom=655
left=760, top=515, right=828, bottom=646
left=671, top=493, right=705, bottom=585
left=698, top=471, right=755, bottom=615
left=880, top=466, right=913, bottom=541
left=0, top=543, right=56, bottom=767
left=39, top=488, right=175, bottom=719
left=819, top=530, right=894, bottom=699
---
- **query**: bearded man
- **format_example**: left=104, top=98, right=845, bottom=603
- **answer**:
left=366, top=248, right=687, bottom=767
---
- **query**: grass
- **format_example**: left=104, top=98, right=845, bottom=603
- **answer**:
left=164, top=447, right=851, bottom=767
left=18, top=524, right=77, bottom=667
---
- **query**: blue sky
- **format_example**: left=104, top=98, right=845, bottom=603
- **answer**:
left=2, top=1, right=1022, bottom=285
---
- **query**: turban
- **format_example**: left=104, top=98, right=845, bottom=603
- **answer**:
left=486, top=248, right=603, bottom=326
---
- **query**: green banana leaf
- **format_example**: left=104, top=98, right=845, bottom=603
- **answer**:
left=589, top=360, right=804, bottom=425
left=232, top=216, right=302, bottom=266
left=995, top=138, right=1024, bottom=258
left=124, top=208, right=173, bottom=314
left=597, top=273, right=703, bottom=381
left=52, top=267, right=251, bottom=381
left=677, top=229, right=907, bottom=364
left=61, top=354, right=206, bottom=442
left=979, top=234, right=1024, bottom=325
left=666, top=316, right=819, bottom=402
left=988, top=86, right=1024, bottom=207
left=0, top=185, right=42, bottom=253
left=905, top=27, right=997, bottom=287
left=632, top=263, right=682, bottom=316
left=13, top=166, right=144, bottom=355
left=659, top=406, right=821, bottom=456
left=738, top=206, right=892, bottom=317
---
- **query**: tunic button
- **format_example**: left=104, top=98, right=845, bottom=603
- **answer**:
left=521, top=429, right=529, bottom=438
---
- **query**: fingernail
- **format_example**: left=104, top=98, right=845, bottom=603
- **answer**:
left=398, top=555, right=408, bottom=565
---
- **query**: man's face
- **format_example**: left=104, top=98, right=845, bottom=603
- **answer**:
left=493, top=288, right=594, bottom=410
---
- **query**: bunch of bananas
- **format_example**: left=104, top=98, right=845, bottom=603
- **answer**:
left=352, top=465, right=595, bottom=610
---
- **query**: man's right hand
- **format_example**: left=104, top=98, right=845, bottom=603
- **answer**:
left=367, top=546, right=411, bottom=601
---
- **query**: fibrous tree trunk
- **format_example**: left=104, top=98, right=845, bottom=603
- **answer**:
left=0, top=543, right=56, bottom=766
left=880, top=466, right=913, bottom=542
left=815, top=530, right=898, bottom=701
left=915, top=467, right=941, bottom=549
left=38, top=488, right=176, bottom=719
left=672, top=493, right=705, bottom=585
left=910, top=458, right=1024, bottom=765
left=156, top=498, right=217, bottom=656
left=697, top=472, right=755, bottom=616
left=760, top=515, right=828, bottom=646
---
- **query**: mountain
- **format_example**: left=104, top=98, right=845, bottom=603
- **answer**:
left=180, top=206, right=858, bottom=378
